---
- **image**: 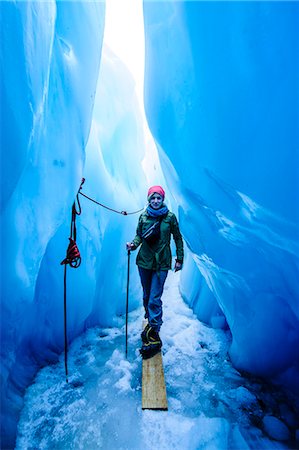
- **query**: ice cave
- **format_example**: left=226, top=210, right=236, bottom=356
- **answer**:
left=1, top=0, right=298, bottom=449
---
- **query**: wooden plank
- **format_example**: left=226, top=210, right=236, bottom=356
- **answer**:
left=141, top=321, right=168, bottom=410
left=142, top=351, right=168, bottom=410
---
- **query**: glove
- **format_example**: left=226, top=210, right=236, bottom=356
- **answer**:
left=126, top=242, right=135, bottom=251
left=174, top=260, right=182, bottom=272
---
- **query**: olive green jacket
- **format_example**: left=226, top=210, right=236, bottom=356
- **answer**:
left=131, top=211, right=184, bottom=271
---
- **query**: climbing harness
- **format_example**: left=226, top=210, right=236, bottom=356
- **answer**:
left=61, top=178, right=143, bottom=380
left=125, top=249, right=131, bottom=358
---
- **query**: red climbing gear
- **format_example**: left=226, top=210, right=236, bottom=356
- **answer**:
left=61, top=238, right=81, bottom=268
left=61, top=177, right=84, bottom=268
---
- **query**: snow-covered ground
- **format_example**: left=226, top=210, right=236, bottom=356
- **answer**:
left=16, top=271, right=298, bottom=449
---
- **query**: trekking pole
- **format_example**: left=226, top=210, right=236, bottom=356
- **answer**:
left=125, top=249, right=131, bottom=358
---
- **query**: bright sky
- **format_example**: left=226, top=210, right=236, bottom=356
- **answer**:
left=102, top=0, right=165, bottom=186
left=103, top=0, right=145, bottom=102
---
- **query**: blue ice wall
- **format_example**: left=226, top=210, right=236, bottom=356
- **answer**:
left=143, top=1, right=299, bottom=391
left=0, top=1, right=106, bottom=446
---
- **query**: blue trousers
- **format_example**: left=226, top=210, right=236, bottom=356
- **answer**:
left=138, top=267, right=168, bottom=332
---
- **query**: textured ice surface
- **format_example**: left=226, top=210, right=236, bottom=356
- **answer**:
left=1, top=2, right=106, bottom=445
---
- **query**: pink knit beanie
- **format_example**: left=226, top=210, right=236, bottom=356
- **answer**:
left=147, top=185, right=165, bottom=201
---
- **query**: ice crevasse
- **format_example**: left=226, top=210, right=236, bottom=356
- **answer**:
left=1, top=0, right=299, bottom=447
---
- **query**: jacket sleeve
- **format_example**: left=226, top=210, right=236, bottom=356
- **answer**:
left=171, top=214, right=184, bottom=263
left=131, top=215, right=143, bottom=249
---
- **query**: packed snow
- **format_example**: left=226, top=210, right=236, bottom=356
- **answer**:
left=16, top=271, right=298, bottom=449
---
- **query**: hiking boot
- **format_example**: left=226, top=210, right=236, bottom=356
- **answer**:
left=140, top=328, right=162, bottom=359
left=141, top=324, right=162, bottom=347
left=141, top=325, right=162, bottom=346
left=148, top=327, right=162, bottom=346
left=140, top=341, right=161, bottom=359
left=141, top=324, right=151, bottom=343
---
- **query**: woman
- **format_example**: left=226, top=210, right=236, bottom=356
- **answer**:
left=126, top=185, right=184, bottom=358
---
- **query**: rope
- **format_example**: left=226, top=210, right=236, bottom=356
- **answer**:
left=79, top=191, right=144, bottom=216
